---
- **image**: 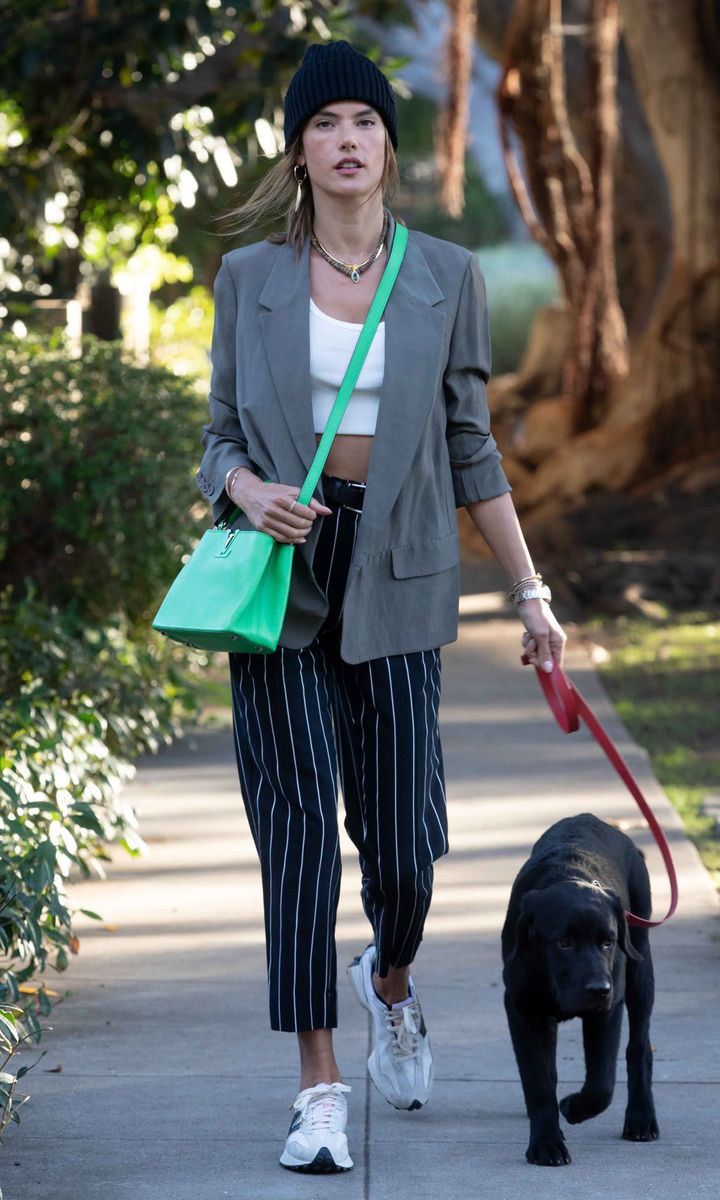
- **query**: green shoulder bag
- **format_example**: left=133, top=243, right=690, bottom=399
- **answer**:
left=151, top=221, right=408, bottom=653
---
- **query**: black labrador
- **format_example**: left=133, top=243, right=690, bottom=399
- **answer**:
left=501, top=812, right=659, bottom=1166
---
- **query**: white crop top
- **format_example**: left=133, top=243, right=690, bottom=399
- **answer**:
left=309, top=297, right=384, bottom=435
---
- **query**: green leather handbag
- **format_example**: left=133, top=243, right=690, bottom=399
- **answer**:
left=151, top=221, right=408, bottom=653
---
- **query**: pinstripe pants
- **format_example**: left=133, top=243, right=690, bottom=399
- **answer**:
left=228, top=475, right=449, bottom=1032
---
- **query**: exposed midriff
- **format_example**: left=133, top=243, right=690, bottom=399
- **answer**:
left=315, top=432, right=374, bottom=482
left=310, top=243, right=389, bottom=484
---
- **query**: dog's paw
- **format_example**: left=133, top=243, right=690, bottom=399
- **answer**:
left=560, top=1088, right=612, bottom=1124
left=559, top=1093, right=583, bottom=1124
left=526, top=1129, right=572, bottom=1166
left=622, top=1108, right=659, bottom=1141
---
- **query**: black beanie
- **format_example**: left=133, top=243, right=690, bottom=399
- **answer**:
left=283, top=40, right=398, bottom=153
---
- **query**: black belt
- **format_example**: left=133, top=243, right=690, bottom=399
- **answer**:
left=321, top=473, right=367, bottom=511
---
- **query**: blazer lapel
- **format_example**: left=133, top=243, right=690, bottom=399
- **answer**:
left=257, top=209, right=447, bottom=529
left=361, top=214, right=446, bottom=531
left=258, top=232, right=319, bottom=482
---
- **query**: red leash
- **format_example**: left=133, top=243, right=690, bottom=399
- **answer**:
left=521, top=655, right=679, bottom=928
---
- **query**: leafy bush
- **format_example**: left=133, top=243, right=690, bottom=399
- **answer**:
left=0, top=990, right=46, bottom=1142
left=0, top=585, right=198, bottom=1009
left=0, top=333, right=205, bottom=1136
left=0, top=331, right=206, bottom=625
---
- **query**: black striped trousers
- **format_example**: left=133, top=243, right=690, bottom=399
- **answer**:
left=228, top=474, right=449, bottom=1032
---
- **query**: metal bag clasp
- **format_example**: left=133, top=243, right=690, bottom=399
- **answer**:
left=215, top=529, right=239, bottom=558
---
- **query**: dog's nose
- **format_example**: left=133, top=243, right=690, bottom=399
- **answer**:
left=585, top=982, right=611, bottom=999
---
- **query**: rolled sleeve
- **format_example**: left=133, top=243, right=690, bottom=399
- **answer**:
left=443, top=254, right=512, bottom=507
left=195, top=256, right=257, bottom=521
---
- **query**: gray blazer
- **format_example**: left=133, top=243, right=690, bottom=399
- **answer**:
left=195, top=209, right=511, bottom=664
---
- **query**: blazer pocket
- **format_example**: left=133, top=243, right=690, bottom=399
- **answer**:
left=391, top=533, right=459, bottom=579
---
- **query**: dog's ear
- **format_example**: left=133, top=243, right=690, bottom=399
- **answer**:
left=506, top=890, right=540, bottom=963
left=609, top=891, right=644, bottom=962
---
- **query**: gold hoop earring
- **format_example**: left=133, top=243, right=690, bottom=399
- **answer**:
left=293, top=163, right=308, bottom=213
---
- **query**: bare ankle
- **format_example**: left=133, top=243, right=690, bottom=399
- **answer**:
left=299, top=1069, right=343, bottom=1091
left=372, top=965, right=411, bottom=1006
left=297, top=1028, right=342, bottom=1093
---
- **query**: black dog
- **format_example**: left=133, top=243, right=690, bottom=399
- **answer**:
left=501, top=813, right=659, bottom=1166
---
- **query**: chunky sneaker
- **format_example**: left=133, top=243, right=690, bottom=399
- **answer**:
left=347, top=943, right=433, bottom=1110
left=279, top=1081, right=353, bottom=1173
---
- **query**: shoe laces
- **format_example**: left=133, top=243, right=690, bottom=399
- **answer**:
left=291, top=1082, right=351, bottom=1132
left=382, top=1000, right=424, bottom=1062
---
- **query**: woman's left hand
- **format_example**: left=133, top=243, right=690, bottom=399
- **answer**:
left=517, top=598, right=567, bottom=674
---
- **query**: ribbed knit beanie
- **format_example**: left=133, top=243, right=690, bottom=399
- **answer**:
left=283, top=40, right=398, bottom=153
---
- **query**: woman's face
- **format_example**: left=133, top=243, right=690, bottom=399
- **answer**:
left=297, top=101, right=386, bottom=203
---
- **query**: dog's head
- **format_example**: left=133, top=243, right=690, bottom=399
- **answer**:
left=507, top=880, right=643, bottom=1016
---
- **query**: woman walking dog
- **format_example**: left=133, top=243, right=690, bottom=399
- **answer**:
left=196, top=39, right=567, bottom=1173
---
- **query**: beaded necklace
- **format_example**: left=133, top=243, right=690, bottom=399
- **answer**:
left=310, top=207, right=389, bottom=283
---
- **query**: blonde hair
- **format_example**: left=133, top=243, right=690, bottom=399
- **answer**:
left=212, top=126, right=401, bottom=258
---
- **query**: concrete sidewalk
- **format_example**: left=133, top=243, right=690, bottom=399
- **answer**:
left=6, top=578, right=719, bottom=1200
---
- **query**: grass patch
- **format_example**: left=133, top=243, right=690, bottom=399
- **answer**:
left=583, top=612, right=720, bottom=889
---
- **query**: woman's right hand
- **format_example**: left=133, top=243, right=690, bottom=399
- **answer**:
left=232, top=474, right=332, bottom=544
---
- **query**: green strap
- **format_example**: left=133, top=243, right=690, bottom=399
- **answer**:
left=219, top=220, right=408, bottom=527
left=297, top=220, right=408, bottom=505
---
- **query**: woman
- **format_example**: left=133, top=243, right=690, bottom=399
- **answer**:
left=196, top=39, right=567, bottom=1174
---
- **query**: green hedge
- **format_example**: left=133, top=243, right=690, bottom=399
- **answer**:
left=0, top=332, right=206, bottom=625
left=0, top=585, right=197, bottom=1000
left=0, top=332, right=207, bottom=1126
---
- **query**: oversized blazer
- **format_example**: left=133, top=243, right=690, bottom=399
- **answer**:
left=195, top=208, right=511, bottom=664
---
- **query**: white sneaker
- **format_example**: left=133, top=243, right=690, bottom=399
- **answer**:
left=347, top=943, right=433, bottom=1110
left=279, top=1081, right=353, bottom=1173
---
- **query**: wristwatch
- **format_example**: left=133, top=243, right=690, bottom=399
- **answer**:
left=513, top=583, right=552, bottom=604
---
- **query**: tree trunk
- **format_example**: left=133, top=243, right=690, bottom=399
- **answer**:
left=494, top=0, right=629, bottom=433
left=452, top=1, right=720, bottom=597
left=468, top=0, right=720, bottom=511
left=473, top=0, right=674, bottom=338
left=606, top=0, right=720, bottom=459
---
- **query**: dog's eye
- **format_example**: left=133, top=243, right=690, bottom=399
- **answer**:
left=558, top=938, right=575, bottom=950
left=601, top=936, right=615, bottom=949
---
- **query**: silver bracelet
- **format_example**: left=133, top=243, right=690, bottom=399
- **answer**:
left=224, top=465, right=245, bottom=498
left=512, top=583, right=552, bottom=604
left=509, top=572, right=542, bottom=594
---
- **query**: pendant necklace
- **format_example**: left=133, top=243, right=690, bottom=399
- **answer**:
left=311, top=208, right=389, bottom=283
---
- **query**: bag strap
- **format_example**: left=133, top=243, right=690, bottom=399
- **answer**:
left=296, top=218, right=408, bottom=505
left=219, top=219, right=409, bottom=526
left=521, top=655, right=679, bottom=928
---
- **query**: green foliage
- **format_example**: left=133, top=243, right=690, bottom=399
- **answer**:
left=0, top=994, right=43, bottom=1141
left=148, top=284, right=215, bottom=383
left=0, top=329, right=204, bottom=1127
left=0, top=331, right=206, bottom=625
left=0, top=584, right=198, bottom=1030
left=0, top=0, right=408, bottom=310
left=0, top=74, right=243, bottom=1119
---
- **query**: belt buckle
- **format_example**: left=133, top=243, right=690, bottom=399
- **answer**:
left=325, top=477, right=365, bottom=512
left=342, top=482, right=365, bottom=513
